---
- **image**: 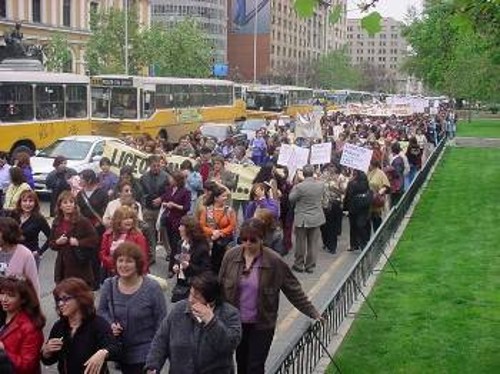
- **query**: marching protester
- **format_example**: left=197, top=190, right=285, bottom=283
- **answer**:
left=219, top=218, right=322, bottom=374
left=42, top=277, right=121, bottom=373
left=2, top=167, right=31, bottom=213
left=103, top=180, right=144, bottom=228
left=46, top=156, right=76, bottom=217
left=14, top=152, right=34, bottom=190
left=244, top=182, right=280, bottom=221
left=0, top=152, right=10, bottom=209
left=0, top=275, right=45, bottom=374
left=367, top=159, right=391, bottom=233
left=0, top=217, right=40, bottom=295
left=98, top=242, right=166, bottom=374
left=12, top=190, right=51, bottom=267
left=98, top=157, right=119, bottom=198
left=49, top=191, right=99, bottom=288
left=289, top=165, right=325, bottom=274
left=180, top=160, right=203, bottom=214
left=208, top=156, right=237, bottom=191
left=115, top=166, right=144, bottom=204
left=145, top=272, right=241, bottom=374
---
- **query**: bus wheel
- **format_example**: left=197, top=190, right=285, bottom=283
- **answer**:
left=10, top=143, right=35, bottom=161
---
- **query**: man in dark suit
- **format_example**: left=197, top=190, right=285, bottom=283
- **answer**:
left=289, top=164, right=325, bottom=273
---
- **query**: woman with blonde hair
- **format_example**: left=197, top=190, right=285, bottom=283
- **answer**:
left=49, top=191, right=99, bottom=287
left=100, top=206, right=149, bottom=276
left=2, top=167, right=31, bottom=212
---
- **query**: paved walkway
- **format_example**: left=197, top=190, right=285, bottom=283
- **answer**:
left=455, top=137, right=500, bottom=148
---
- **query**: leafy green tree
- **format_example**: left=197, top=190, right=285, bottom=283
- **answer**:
left=44, top=33, right=72, bottom=72
left=310, top=49, right=362, bottom=90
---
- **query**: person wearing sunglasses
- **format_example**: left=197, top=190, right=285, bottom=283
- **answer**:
left=0, top=275, right=44, bottom=374
left=218, top=218, right=322, bottom=374
left=41, top=277, right=121, bottom=374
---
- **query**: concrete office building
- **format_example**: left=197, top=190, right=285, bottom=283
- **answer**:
left=150, top=0, right=227, bottom=63
left=227, top=0, right=347, bottom=83
left=0, top=0, right=150, bottom=74
left=346, top=17, right=413, bottom=93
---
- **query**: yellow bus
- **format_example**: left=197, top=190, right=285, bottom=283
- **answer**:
left=244, top=84, right=314, bottom=118
left=90, top=75, right=246, bottom=143
left=0, top=70, right=90, bottom=156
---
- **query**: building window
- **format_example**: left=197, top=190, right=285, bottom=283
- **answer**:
left=90, top=1, right=99, bottom=13
left=32, top=0, right=41, bottom=23
left=63, top=0, right=71, bottom=27
left=0, top=0, right=6, bottom=18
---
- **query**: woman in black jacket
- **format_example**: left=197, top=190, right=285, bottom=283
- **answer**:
left=171, top=215, right=211, bottom=302
left=12, top=190, right=50, bottom=267
left=344, top=170, right=372, bottom=252
left=45, top=156, right=76, bottom=217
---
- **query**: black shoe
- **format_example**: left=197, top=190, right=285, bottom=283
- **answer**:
left=292, top=265, right=304, bottom=273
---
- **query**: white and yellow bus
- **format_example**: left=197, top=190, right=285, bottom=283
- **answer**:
left=90, top=75, right=246, bottom=142
left=244, top=84, right=314, bottom=118
left=0, top=70, right=90, bottom=156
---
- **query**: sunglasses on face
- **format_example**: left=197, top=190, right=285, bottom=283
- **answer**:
left=240, top=237, right=259, bottom=244
left=55, top=295, right=74, bottom=304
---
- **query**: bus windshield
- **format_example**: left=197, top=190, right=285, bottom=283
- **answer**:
left=91, top=86, right=137, bottom=119
left=246, top=92, right=284, bottom=111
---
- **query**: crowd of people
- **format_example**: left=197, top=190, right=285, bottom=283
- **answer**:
left=0, top=106, right=455, bottom=373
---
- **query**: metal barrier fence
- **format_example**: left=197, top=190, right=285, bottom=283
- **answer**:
left=268, top=139, right=447, bottom=374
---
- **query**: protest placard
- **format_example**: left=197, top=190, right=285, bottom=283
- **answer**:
left=310, top=142, right=332, bottom=165
left=277, top=143, right=293, bottom=166
left=340, top=143, right=373, bottom=173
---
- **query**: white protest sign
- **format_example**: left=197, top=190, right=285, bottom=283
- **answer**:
left=340, top=143, right=373, bottom=173
left=295, top=114, right=323, bottom=139
left=277, top=143, right=293, bottom=166
left=310, top=142, right=332, bottom=165
left=295, top=146, right=310, bottom=168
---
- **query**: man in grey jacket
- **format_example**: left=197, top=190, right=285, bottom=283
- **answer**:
left=289, top=164, right=325, bottom=273
left=145, top=272, right=241, bottom=374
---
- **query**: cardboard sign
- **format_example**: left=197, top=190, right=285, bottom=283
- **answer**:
left=310, top=142, right=332, bottom=165
left=277, top=144, right=294, bottom=166
left=295, top=113, right=323, bottom=139
left=102, top=141, right=149, bottom=178
left=340, top=143, right=373, bottom=173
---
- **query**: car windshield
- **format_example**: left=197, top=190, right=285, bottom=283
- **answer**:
left=37, top=140, right=93, bottom=160
left=241, top=120, right=266, bottom=131
left=201, top=126, right=229, bottom=139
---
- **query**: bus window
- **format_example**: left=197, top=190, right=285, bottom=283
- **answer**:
left=191, top=85, right=202, bottom=107
left=91, top=87, right=110, bottom=118
left=0, top=84, right=34, bottom=122
left=111, top=87, right=137, bottom=119
left=66, top=85, right=87, bottom=118
left=142, top=90, right=155, bottom=118
left=155, top=84, right=173, bottom=109
left=36, top=85, right=64, bottom=120
left=234, top=86, right=242, bottom=100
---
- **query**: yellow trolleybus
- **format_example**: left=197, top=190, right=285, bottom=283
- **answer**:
left=0, top=70, right=90, bottom=156
left=244, top=84, right=314, bottom=118
left=90, top=75, right=246, bottom=142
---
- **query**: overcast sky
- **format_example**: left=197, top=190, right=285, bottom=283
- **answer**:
left=347, top=0, right=422, bottom=22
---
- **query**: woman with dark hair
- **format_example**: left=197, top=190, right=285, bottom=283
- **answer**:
left=49, top=191, right=99, bottom=287
left=76, top=169, right=109, bottom=237
left=2, top=167, right=31, bottom=212
left=0, top=276, right=45, bottom=374
left=385, top=142, right=405, bottom=207
left=46, top=156, right=77, bottom=217
left=180, top=159, right=203, bottom=214
left=219, top=218, right=322, bottom=374
left=406, top=136, right=423, bottom=186
left=114, top=166, right=143, bottom=204
left=145, top=272, right=241, bottom=374
left=170, top=215, right=211, bottom=302
left=103, top=180, right=144, bottom=227
left=344, top=170, right=373, bottom=252
left=244, top=183, right=280, bottom=221
left=0, top=217, right=39, bottom=295
left=160, top=171, right=191, bottom=276
left=253, top=208, right=284, bottom=255
left=199, top=187, right=237, bottom=274
left=100, top=206, right=149, bottom=276
left=275, top=167, right=293, bottom=253
left=12, top=190, right=51, bottom=267
left=14, top=152, right=34, bottom=190
left=98, top=157, right=119, bottom=198
left=41, top=277, right=121, bottom=373
left=98, top=243, right=166, bottom=374
left=252, top=161, right=280, bottom=200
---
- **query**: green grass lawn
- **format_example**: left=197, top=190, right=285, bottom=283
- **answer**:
left=457, top=119, right=500, bottom=138
left=328, top=148, right=500, bottom=374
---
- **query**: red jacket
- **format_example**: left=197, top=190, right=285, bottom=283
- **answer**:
left=100, top=229, right=149, bottom=273
left=0, top=311, right=44, bottom=374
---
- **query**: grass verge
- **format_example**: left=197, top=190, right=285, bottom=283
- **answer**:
left=328, top=148, right=500, bottom=374
left=457, top=119, right=500, bottom=138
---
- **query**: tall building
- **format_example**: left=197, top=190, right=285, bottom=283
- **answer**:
left=0, top=0, right=150, bottom=74
left=150, top=0, right=227, bottom=63
left=346, top=17, right=410, bottom=93
left=227, top=0, right=347, bottom=83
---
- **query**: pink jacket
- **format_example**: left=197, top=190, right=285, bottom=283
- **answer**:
left=4, top=244, right=40, bottom=296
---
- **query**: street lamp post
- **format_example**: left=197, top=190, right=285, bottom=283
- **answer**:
left=253, top=0, right=258, bottom=84
left=124, top=0, right=129, bottom=75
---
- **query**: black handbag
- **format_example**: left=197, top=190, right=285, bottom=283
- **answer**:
left=73, top=246, right=93, bottom=264
left=171, top=279, right=190, bottom=303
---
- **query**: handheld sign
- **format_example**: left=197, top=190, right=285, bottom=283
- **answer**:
left=310, top=142, right=332, bottom=165
left=340, top=143, right=373, bottom=173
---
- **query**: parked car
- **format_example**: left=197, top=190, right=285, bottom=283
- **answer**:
left=199, top=123, right=247, bottom=145
left=31, top=135, right=123, bottom=193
